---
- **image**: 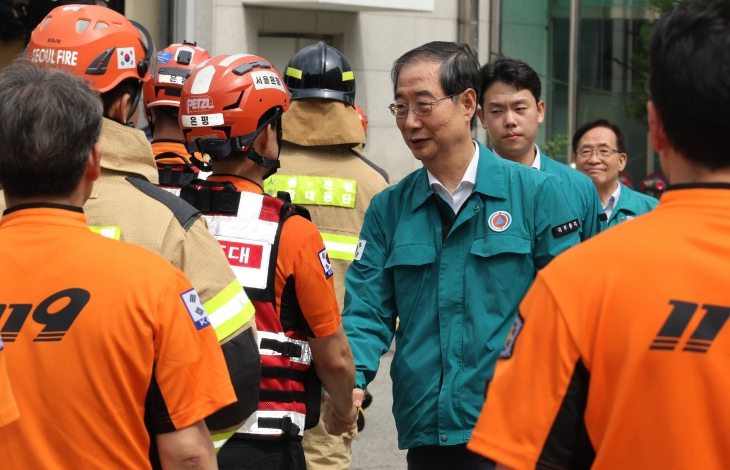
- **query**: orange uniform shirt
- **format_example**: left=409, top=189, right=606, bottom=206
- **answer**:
left=468, top=185, right=730, bottom=470
left=0, top=205, right=236, bottom=469
left=0, top=342, right=18, bottom=428
left=207, top=175, right=341, bottom=338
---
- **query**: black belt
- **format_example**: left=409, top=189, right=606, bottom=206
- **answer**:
left=257, top=416, right=300, bottom=437
left=260, top=338, right=302, bottom=358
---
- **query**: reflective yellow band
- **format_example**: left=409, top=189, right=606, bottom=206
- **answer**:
left=211, top=430, right=236, bottom=452
left=286, top=67, right=302, bottom=79
left=342, top=71, right=354, bottom=81
left=264, top=174, right=357, bottom=209
left=89, top=226, right=121, bottom=240
left=321, top=233, right=359, bottom=261
left=204, top=280, right=256, bottom=341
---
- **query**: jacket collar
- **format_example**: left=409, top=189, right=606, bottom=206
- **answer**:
left=411, top=140, right=505, bottom=212
left=99, top=118, right=159, bottom=184
left=611, top=183, right=635, bottom=217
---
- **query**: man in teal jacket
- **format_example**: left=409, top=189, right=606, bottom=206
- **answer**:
left=336, top=42, right=580, bottom=470
left=478, top=57, right=605, bottom=241
left=572, top=119, right=658, bottom=228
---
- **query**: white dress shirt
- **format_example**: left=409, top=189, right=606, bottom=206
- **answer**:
left=603, top=183, right=622, bottom=220
left=530, top=144, right=542, bottom=170
left=427, top=142, right=479, bottom=213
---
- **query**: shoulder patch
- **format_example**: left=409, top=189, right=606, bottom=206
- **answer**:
left=552, top=219, right=580, bottom=238
left=318, top=248, right=334, bottom=279
left=180, top=288, right=211, bottom=330
left=126, top=176, right=201, bottom=230
left=499, top=314, right=524, bottom=359
left=354, top=240, right=367, bottom=261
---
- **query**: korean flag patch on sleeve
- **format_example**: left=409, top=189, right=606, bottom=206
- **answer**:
left=181, top=288, right=210, bottom=330
left=318, top=248, right=334, bottom=279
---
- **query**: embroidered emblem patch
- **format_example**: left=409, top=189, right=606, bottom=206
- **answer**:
left=354, top=240, right=367, bottom=261
left=488, top=211, right=512, bottom=232
left=180, top=288, right=210, bottom=330
left=318, top=248, right=334, bottom=279
left=499, top=314, right=524, bottom=359
left=552, top=219, right=581, bottom=238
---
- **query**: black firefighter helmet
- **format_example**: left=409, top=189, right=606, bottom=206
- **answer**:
left=283, top=41, right=355, bottom=106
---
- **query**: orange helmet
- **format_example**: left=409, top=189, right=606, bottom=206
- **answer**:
left=27, top=4, right=156, bottom=93
left=354, top=104, right=368, bottom=134
left=144, top=41, right=211, bottom=110
left=181, top=54, right=290, bottom=166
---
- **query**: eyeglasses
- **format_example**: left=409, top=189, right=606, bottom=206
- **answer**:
left=576, top=147, right=620, bottom=159
left=388, top=92, right=461, bottom=118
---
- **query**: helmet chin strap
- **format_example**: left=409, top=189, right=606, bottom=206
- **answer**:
left=247, top=149, right=280, bottom=180
left=246, top=116, right=284, bottom=180
left=125, top=82, right=143, bottom=128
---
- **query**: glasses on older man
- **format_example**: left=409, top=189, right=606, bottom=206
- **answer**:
left=576, top=146, right=620, bottom=159
left=388, top=92, right=462, bottom=118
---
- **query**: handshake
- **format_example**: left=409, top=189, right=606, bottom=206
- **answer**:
left=322, top=388, right=366, bottom=436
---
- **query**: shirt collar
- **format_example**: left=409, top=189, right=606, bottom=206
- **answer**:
left=530, top=144, right=542, bottom=170
left=492, top=143, right=541, bottom=170
left=604, top=182, right=622, bottom=212
left=426, top=141, right=479, bottom=192
left=412, top=140, right=506, bottom=212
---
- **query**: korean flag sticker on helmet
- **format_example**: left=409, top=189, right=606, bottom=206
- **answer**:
left=118, top=47, right=136, bottom=70
left=318, top=248, right=334, bottom=279
left=180, top=288, right=211, bottom=330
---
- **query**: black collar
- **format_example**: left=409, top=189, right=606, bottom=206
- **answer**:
left=666, top=182, right=730, bottom=191
left=3, top=202, right=84, bottom=216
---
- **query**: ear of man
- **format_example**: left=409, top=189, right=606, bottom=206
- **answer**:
left=107, top=93, right=133, bottom=125
left=460, top=88, right=478, bottom=123
left=253, top=122, right=275, bottom=156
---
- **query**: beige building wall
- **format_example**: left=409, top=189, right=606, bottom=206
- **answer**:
left=189, top=0, right=489, bottom=182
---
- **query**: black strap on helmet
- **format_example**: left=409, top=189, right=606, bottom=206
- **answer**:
left=186, top=107, right=284, bottom=169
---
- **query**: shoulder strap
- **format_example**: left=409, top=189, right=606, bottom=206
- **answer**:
left=179, top=180, right=242, bottom=215
left=350, top=148, right=390, bottom=184
left=125, top=176, right=200, bottom=231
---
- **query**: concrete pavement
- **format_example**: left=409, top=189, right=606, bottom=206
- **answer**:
left=351, top=341, right=407, bottom=470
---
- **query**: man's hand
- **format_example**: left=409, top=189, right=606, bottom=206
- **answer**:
left=323, top=388, right=362, bottom=436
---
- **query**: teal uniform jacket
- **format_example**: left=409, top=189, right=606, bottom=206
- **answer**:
left=540, top=154, right=606, bottom=240
left=607, top=183, right=659, bottom=227
left=342, top=141, right=581, bottom=450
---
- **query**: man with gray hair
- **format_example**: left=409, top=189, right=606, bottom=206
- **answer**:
left=0, top=60, right=235, bottom=470
left=334, top=42, right=580, bottom=470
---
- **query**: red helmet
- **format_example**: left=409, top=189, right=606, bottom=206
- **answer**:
left=27, top=5, right=156, bottom=93
left=181, top=54, right=290, bottom=162
left=143, top=42, right=211, bottom=110
left=354, top=104, right=368, bottom=134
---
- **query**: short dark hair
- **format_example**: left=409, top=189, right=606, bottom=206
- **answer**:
left=0, top=60, right=102, bottom=198
left=152, top=106, right=180, bottom=131
left=572, top=119, right=627, bottom=154
left=650, top=0, right=730, bottom=169
left=391, top=41, right=480, bottom=105
left=101, top=78, right=141, bottom=121
left=480, top=57, right=541, bottom=105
